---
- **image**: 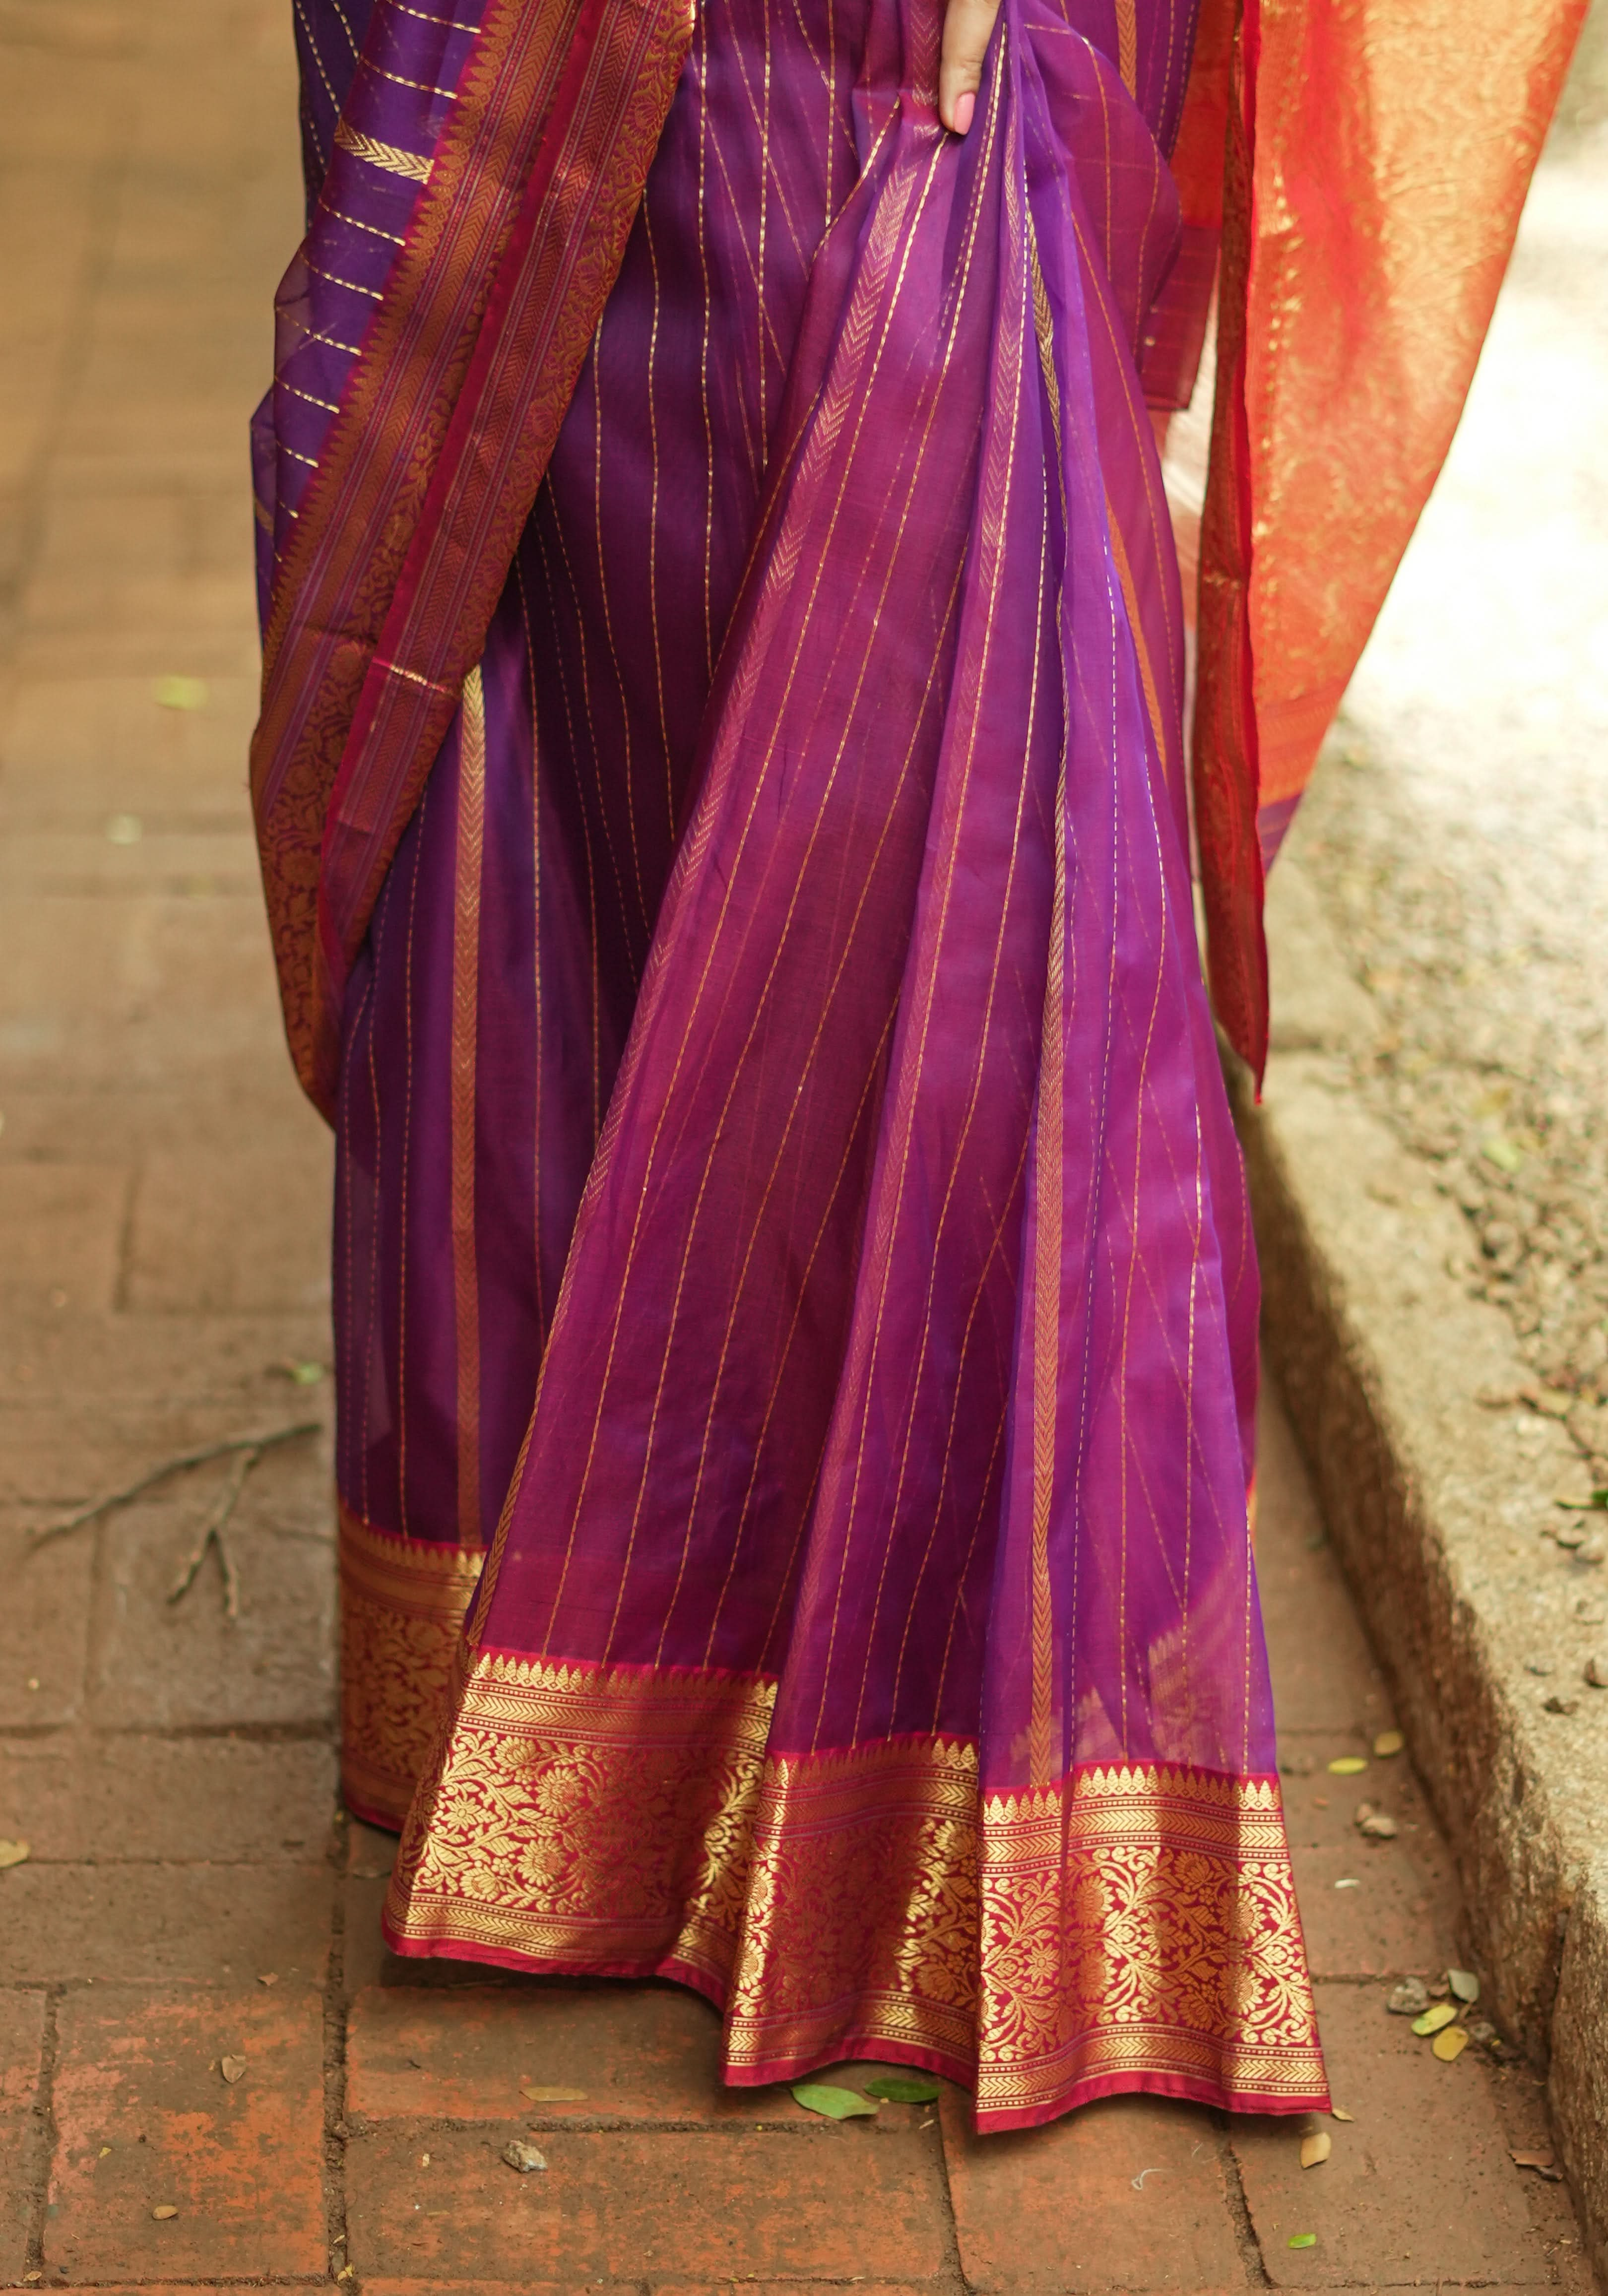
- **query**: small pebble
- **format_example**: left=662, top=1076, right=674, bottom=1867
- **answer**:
left=1585, top=1655, right=1608, bottom=1689
left=1386, top=1978, right=1429, bottom=2016
left=1526, top=1657, right=1554, bottom=1676
left=1574, top=1597, right=1607, bottom=1625
left=1554, top=1524, right=1588, bottom=1550
left=1544, top=1693, right=1581, bottom=1716
left=501, top=2140, right=547, bottom=2174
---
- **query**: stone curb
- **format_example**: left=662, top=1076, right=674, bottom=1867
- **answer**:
left=1235, top=856, right=1608, bottom=2282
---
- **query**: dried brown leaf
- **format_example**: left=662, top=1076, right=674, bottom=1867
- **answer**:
left=0, top=1840, right=30, bottom=1870
left=151, top=2205, right=178, bottom=2221
left=220, top=2054, right=246, bottom=2084
left=1300, top=2131, right=1332, bottom=2168
left=1372, top=1729, right=1405, bottom=1758
left=1331, top=2107, right=1355, bottom=2123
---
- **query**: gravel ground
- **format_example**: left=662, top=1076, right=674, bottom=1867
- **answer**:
left=1279, top=74, right=1608, bottom=1474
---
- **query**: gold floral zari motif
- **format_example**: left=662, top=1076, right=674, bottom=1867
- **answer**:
left=385, top=1652, right=1326, bottom=2118
left=387, top=1650, right=776, bottom=1985
left=974, top=1767, right=1325, bottom=2117
left=338, top=1506, right=484, bottom=1828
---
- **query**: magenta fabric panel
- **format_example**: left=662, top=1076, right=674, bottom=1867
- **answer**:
left=322, top=0, right=1270, bottom=1767
left=329, top=0, right=882, bottom=1543
left=325, top=0, right=1272, bottom=1799
left=266, top=0, right=1333, bottom=2129
left=251, top=0, right=485, bottom=623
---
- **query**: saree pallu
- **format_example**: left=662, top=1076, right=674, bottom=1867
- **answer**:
left=256, top=0, right=1335, bottom=2124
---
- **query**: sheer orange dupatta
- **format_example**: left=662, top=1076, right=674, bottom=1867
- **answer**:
left=1186, top=0, right=1587, bottom=1080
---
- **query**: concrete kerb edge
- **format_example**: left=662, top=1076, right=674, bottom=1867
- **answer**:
left=1226, top=882, right=1608, bottom=2281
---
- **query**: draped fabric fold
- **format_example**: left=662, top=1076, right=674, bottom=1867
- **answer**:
left=251, top=0, right=1576, bottom=2136
left=252, top=0, right=698, bottom=1115
left=1191, top=0, right=1586, bottom=1079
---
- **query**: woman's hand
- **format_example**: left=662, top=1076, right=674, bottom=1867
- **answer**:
left=939, top=0, right=1002, bottom=134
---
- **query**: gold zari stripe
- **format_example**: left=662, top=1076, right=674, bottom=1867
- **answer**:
left=333, top=121, right=433, bottom=183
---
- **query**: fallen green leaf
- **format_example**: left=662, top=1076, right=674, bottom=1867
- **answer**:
left=1447, top=1968, right=1479, bottom=2003
left=863, top=2074, right=941, bottom=2104
left=1288, top=2233, right=1317, bottom=2249
left=1372, top=1730, right=1404, bottom=1758
left=1481, top=1135, right=1524, bottom=1174
left=154, top=675, right=208, bottom=711
left=1327, top=1756, right=1367, bottom=1776
left=1412, top=2003, right=1458, bottom=2037
left=791, top=2082, right=879, bottom=2120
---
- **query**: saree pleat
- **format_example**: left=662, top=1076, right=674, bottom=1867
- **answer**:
left=261, top=0, right=1334, bottom=2125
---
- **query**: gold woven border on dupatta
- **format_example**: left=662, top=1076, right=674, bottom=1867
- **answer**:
left=338, top=1505, right=484, bottom=1829
left=382, top=1652, right=1324, bottom=2113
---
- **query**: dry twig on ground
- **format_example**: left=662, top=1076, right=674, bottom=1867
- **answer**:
left=28, top=1421, right=322, bottom=1618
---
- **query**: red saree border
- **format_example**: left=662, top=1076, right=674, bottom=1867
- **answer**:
left=384, top=1652, right=1327, bottom=2124
left=253, top=0, right=696, bottom=1116
left=338, top=1504, right=484, bottom=1829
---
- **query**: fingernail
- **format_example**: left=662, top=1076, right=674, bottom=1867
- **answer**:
left=953, top=89, right=974, bottom=135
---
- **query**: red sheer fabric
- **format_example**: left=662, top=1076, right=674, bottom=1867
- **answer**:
left=1191, top=0, right=1586, bottom=1078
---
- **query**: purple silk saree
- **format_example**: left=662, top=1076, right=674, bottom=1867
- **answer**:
left=256, top=0, right=1327, bottom=2128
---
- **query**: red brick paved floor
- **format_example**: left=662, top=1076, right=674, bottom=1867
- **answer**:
left=0, top=0, right=1600, bottom=2288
